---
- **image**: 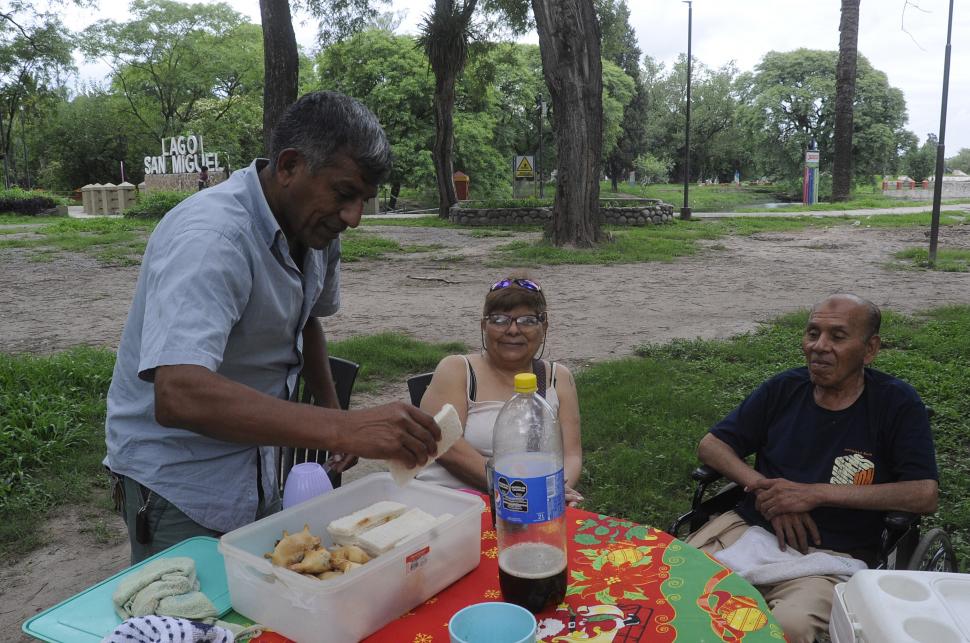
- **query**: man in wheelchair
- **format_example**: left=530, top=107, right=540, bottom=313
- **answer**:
left=685, top=294, right=939, bottom=643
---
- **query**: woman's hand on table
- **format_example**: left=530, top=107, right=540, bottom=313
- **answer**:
left=565, top=485, right=584, bottom=507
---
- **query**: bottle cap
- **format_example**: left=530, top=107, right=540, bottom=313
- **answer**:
left=514, top=372, right=538, bottom=394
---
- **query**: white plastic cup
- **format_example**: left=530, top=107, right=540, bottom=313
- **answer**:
left=448, top=601, right=537, bottom=643
left=281, top=462, right=333, bottom=509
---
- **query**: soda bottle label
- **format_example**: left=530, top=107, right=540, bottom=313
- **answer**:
left=493, top=466, right=565, bottom=524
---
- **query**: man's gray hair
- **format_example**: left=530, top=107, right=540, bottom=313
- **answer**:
left=269, top=91, right=392, bottom=185
left=813, top=293, right=881, bottom=340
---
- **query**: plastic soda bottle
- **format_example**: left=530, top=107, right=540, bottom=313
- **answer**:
left=491, top=372, right=567, bottom=613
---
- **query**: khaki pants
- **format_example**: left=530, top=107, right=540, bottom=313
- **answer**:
left=112, top=472, right=280, bottom=565
left=687, top=510, right=844, bottom=643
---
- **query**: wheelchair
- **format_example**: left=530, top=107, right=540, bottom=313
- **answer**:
left=667, top=464, right=958, bottom=572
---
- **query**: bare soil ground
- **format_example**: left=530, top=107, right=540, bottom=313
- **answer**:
left=3, top=221, right=970, bottom=639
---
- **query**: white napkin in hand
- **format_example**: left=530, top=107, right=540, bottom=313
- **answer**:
left=388, top=403, right=463, bottom=485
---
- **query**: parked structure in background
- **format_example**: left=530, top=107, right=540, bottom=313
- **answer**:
left=453, top=171, right=469, bottom=200
left=882, top=172, right=970, bottom=200
left=80, top=182, right=137, bottom=215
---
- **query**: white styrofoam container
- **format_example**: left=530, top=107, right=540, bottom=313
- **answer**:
left=830, top=570, right=970, bottom=643
left=218, top=473, right=484, bottom=643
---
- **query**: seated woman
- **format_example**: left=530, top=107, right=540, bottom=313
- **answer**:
left=416, top=276, right=583, bottom=503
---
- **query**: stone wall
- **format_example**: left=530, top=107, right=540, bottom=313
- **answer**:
left=882, top=180, right=970, bottom=200
left=144, top=172, right=228, bottom=193
left=449, top=201, right=674, bottom=226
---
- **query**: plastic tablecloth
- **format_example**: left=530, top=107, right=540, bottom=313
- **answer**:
left=249, top=500, right=786, bottom=643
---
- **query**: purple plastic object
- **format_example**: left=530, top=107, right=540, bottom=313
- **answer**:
left=282, top=462, right=333, bottom=509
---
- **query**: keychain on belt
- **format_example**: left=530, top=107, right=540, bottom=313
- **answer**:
left=135, top=489, right=154, bottom=544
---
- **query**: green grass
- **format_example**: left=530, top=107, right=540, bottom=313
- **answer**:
left=0, top=347, right=117, bottom=557
left=893, top=247, right=970, bottom=272
left=491, top=213, right=970, bottom=266
left=0, top=218, right=437, bottom=266
left=340, top=229, right=447, bottom=262
left=2, top=211, right=966, bottom=270
left=0, top=332, right=465, bottom=559
left=329, top=332, right=467, bottom=394
left=577, top=306, right=970, bottom=571
left=605, top=181, right=781, bottom=212
left=0, top=214, right=48, bottom=226
left=606, top=180, right=970, bottom=213
left=360, top=215, right=457, bottom=228
left=738, top=195, right=970, bottom=213
left=360, top=215, right=543, bottom=235
left=0, top=217, right=157, bottom=266
left=3, top=314, right=968, bottom=570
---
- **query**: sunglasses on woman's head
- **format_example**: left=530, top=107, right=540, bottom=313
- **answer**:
left=490, top=278, right=542, bottom=292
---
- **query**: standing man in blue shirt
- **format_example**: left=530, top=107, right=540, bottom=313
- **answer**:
left=105, top=91, right=441, bottom=563
left=687, top=294, right=938, bottom=643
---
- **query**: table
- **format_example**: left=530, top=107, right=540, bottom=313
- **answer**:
left=248, top=501, right=786, bottom=643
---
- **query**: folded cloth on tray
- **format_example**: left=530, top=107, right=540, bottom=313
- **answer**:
left=112, top=556, right=218, bottom=621
left=101, top=615, right=236, bottom=643
left=713, top=525, right=867, bottom=585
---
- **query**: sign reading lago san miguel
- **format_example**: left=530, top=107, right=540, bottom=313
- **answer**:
left=144, top=134, right=222, bottom=175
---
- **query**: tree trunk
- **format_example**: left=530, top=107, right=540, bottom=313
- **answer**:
left=259, top=0, right=299, bottom=156
left=531, top=0, right=603, bottom=247
left=389, top=182, right=401, bottom=210
left=832, top=0, right=860, bottom=202
left=431, top=73, right=458, bottom=219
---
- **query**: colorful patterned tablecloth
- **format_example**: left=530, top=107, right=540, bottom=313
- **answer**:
left=250, top=498, right=786, bottom=643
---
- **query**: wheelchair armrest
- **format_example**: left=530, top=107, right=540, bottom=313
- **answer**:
left=884, top=511, right=919, bottom=532
left=691, top=465, right=723, bottom=485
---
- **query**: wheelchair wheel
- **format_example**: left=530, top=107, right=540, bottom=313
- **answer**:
left=906, top=527, right=958, bottom=572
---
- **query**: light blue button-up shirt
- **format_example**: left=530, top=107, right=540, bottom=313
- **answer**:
left=105, top=159, right=340, bottom=533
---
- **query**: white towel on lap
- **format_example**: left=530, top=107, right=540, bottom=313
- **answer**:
left=713, top=526, right=867, bottom=586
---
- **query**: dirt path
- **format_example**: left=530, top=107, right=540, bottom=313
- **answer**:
left=3, top=221, right=970, bottom=639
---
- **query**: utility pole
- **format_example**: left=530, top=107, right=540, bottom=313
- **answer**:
left=680, top=0, right=693, bottom=220
left=536, top=94, right=544, bottom=199
left=928, top=0, right=954, bottom=266
left=20, top=105, right=29, bottom=190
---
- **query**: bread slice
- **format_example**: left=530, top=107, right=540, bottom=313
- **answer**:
left=387, top=403, right=463, bottom=486
left=326, top=501, right=407, bottom=546
left=356, top=507, right=438, bottom=556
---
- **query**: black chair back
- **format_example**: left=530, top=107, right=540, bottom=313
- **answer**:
left=278, top=356, right=360, bottom=492
left=407, top=372, right=434, bottom=407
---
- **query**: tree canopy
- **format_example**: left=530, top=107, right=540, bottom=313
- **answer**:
left=742, top=48, right=908, bottom=182
left=10, top=1, right=923, bottom=205
left=82, top=0, right=262, bottom=140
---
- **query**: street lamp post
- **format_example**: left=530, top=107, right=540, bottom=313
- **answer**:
left=536, top=94, right=544, bottom=199
left=19, top=105, right=29, bottom=190
left=680, top=0, right=693, bottom=220
left=928, top=0, right=955, bottom=266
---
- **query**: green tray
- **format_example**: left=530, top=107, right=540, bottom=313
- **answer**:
left=22, top=536, right=231, bottom=642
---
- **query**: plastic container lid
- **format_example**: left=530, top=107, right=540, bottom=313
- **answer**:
left=832, top=570, right=970, bottom=643
left=514, top=372, right=537, bottom=394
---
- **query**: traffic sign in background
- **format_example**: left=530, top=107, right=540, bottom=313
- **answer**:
left=514, top=155, right=535, bottom=179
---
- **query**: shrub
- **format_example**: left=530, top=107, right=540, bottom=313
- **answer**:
left=460, top=196, right=553, bottom=209
left=634, top=153, right=674, bottom=184
left=0, top=187, right=64, bottom=215
left=123, top=190, right=192, bottom=219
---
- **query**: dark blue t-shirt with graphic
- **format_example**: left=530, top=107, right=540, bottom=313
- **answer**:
left=710, top=367, right=937, bottom=555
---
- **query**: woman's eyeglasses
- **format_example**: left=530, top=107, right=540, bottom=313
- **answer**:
left=489, top=278, right=542, bottom=293
left=484, top=313, right=547, bottom=328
